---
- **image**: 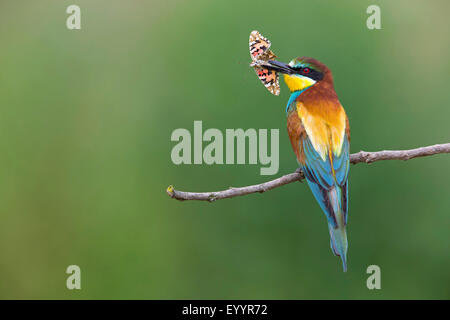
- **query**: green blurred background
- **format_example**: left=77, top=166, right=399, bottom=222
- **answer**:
left=0, top=0, right=448, bottom=299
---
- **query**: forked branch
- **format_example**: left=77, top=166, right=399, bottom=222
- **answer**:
left=166, top=143, right=450, bottom=202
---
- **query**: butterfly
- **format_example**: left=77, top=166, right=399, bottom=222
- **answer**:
left=249, top=30, right=280, bottom=96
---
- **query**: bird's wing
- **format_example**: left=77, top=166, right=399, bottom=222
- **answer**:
left=300, top=132, right=350, bottom=227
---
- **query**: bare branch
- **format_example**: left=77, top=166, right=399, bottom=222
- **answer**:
left=166, top=143, right=450, bottom=202
left=349, top=143, right=450, bottom=164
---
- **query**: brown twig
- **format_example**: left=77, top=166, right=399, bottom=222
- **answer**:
left=166, top=143, right=450, bottom=202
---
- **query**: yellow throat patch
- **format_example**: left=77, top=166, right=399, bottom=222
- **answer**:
left=283, top=74, right=316, bottom=92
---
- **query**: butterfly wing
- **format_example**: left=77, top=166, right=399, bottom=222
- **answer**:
left=249, top=30, right=271, bottom=60
left=253, top=66, right=280, bottom=96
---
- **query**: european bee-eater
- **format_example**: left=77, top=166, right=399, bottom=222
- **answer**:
left=267, top=58, right=350, bottom=271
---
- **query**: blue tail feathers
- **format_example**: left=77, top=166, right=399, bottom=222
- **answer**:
left=305, top=178, right=349, bottom=272
left=328, top=222, right=348, bottom=272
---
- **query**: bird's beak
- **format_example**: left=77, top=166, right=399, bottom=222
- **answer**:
left=266, top=60, right=295, bottom=74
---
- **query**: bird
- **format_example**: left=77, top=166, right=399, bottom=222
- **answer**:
left=266, top=57, right=350, bottom=271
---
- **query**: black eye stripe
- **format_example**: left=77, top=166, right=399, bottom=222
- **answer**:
left=292, top=66, right=323, bottom=81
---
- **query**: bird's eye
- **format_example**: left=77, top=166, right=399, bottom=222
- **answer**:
left=303, top=68, right=310, bottom=74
